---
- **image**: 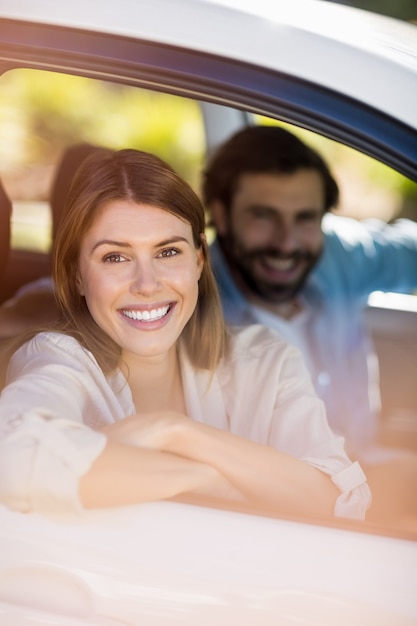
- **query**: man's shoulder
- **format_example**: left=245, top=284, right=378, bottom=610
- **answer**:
left=308, top=215, right=374, bottom=297
left=321, top=213, right=376, bottom=246
left=316, top=213, right=385, bottom=273
left=321, top=213, right=416, bottom=247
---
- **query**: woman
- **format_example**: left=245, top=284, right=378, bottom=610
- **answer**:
left=0, top=149, right=370, bottom=520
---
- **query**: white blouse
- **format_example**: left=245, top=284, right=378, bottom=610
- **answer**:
left=0, top=325, right=370, bottom=519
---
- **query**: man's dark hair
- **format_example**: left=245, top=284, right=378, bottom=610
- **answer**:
left=202, top=125, right=339, bottom=213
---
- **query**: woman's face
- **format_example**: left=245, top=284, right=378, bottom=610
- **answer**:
left=77, top=199, right=204, bottom=363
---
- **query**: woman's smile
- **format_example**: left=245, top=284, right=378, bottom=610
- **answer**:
left=121, top=304, right=171, bottom=322
left=119, top=302, right=174, bottom=327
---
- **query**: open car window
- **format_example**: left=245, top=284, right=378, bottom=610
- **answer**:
left=0, top=66, right=416, bottom=539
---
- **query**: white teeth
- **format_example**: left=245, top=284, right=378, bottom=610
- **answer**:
left=265, top=258, right=295, bottom=271
left=122, top=305, right=170, bottom=321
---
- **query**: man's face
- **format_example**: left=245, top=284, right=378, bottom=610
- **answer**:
left=214, top=169, right=325, bottom=304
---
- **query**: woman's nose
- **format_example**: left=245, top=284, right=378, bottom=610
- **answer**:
left=129, top=261, right=161, bottom=295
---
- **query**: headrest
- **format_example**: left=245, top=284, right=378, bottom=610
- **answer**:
left=0, top=179, right=11, bottom=285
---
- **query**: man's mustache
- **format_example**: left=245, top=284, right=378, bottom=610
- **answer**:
left=245, top=248, right=314, bottom=262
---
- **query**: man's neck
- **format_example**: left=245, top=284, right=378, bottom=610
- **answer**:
left=248, top=295, right=302, bottom=320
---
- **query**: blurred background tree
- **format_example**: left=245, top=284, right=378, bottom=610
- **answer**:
left=322, top=0, right=417, bottom=219
left=0, top=69, right=206, bottom=202
left=325, top=0, right=416, bottom=21
left=0, top=60, right=416, bottom=254
left=256, top=117, right=417, bottom=223
left=0, top=68, right=206, bottom=251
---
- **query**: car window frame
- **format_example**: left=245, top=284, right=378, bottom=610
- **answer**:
left=0, top=18, right=416, bottom=183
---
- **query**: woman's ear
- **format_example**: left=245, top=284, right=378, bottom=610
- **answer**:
left=76, top=273, right=85, bottom=296
left=196, top=233, right=206, bottom=279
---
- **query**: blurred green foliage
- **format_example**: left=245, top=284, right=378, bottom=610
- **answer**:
left=1, top=67, right=416, bottom=226
left=327, top=0, right=416, bottom=21
left=0, top=68, right=206, bottom=196
left=257, top=117, right=417, bottom=221
left=302, top=0, right=417, bottom=216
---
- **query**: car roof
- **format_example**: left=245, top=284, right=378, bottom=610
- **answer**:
left=1, top=0, right=417, bottom=131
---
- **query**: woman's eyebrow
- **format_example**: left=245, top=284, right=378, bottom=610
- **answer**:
left=91, top=239, right=131, bottom=253
left=157, top=236, right=190, bottom=247
left=90, top=235, right=190, bottom=254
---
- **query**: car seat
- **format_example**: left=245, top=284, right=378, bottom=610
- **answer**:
left=0, top=179, right=11, bottom=293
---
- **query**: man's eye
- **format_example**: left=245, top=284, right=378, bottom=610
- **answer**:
left=298, top=213, right=321, bottom=224
left=158, top=248, right=180, bottom=258
left=251, top=208, right=273, bottom=220
left=103, top=253, right=125, bottom=263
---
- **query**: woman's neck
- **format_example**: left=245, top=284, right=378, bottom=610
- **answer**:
left=122, top=347, right=186, bottom=414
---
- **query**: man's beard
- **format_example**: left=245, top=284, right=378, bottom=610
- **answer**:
left=220, top=235, right=323, bottom=304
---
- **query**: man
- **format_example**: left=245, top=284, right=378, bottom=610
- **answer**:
left=203, top=125, right=417, bottom=470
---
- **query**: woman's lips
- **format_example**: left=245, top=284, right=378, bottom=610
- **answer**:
left=119, top=303, right=175, bottom=329
left=121, top=304, right=171, bottom=322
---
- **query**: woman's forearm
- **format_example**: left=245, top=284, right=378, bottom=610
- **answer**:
left=170, top=421, right=339, bottom=519
left=79, top=440, right=244, bottom=509
left=98, top=414, right=339, bottom=517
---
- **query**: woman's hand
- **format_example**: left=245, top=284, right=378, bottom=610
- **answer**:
left=100, top=411, right=191, bottom=452
left=96, top=411, right=246, bottom=505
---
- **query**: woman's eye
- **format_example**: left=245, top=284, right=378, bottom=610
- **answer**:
left=158, top=248, right=180, bottom=258
left=103, top=253, right=125, bottom=263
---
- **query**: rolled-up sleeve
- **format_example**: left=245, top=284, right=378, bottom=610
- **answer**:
left=0, top=410, right=106, bottom=512
left=271, top=344, right=372, bottom=520
left=270, top=343, right=372, bottom=520
left=0, top=332, right=118, bottom=513
left=331, top=462, right=370, bottom=520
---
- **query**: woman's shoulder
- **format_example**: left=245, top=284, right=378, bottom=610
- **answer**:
left=229, top=324, right=289, bottom=352
left=215, top=325, right=309, bottom=415
left=226, top=324, right=294, bottom=359
left=18, top=330, right=84, bottom=354
left=5, top=331, right=113, bottom=395
left=11, top=331, right=97, bottom=369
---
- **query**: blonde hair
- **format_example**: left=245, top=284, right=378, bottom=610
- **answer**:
left=53, top=148, right=228, bottom=374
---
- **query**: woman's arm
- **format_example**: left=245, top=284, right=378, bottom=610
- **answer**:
left=0, top=334, right=245, bottom=513
left=102, top=413, right=339, bottom=519
left=79, top=438, right=245, bottom=509
left=0, top=412, right=244, bottom=513
left=172, top=419, right=340, bottom=519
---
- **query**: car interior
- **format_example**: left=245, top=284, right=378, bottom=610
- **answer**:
left=0, top=67, right=416, bottom=534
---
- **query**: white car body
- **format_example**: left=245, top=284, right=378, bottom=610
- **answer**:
left=1, top=502, right=417, bottom=625
left=0, top=1, right=416, bottom=624
left=2, top=0, right=417, bottom=129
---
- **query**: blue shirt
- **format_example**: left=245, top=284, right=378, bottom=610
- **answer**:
left=210, top=213, right=417, bottom=460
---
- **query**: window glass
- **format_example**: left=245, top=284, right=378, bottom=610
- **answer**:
left=0, top=69, right=206, bottom=253
left=255, top=116, right=417, bottom=225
